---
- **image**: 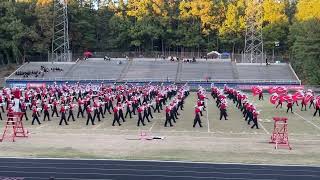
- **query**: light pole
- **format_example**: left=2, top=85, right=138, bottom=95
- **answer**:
left=273, top=41, right=280, bottom=62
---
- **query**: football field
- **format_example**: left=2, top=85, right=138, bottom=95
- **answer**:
left=0, top=92, right=319, bottom=165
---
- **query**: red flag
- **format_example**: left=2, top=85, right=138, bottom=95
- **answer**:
left=270, top=93, right=279, bottom=104
left=280, top=94, right=292, bottom=102
left=293, top=91, right=304, bottom=101
left=252, top=86, right=262, bottom=96
left=304, top=93, right=313, bottom=104
left=276, top=86, right=287, bottom=95
left=268, top=87, right=278, bottom=94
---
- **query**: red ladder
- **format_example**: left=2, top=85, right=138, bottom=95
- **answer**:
left=270, top=117, right=292, bottom=150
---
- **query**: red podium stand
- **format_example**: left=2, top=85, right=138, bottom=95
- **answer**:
left=0, top=112, right=29, bottom=142
left=270, top=117, right=292, bottom=150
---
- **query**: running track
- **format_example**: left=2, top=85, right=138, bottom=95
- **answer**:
left=0, top=158, right=319, bottom=180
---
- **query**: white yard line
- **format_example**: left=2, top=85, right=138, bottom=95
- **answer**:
left=206, top=99, right=210, bottom=133
left=149, top=118, right=159, bottom=132
left=294, top=112, right=320, bottom=131
left=259, top=122, right=270, bottom=134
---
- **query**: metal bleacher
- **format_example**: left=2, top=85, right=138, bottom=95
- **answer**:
left=5, top=59, right=301, bottom=87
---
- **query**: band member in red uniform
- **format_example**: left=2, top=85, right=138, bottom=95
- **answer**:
left=112, top=105, right=121, bottom=126
left=103, top=95, right=112, bottom=115
left=59, top=105, right=68, bottom=125
left=32, top=106, right=41, bottom=125
left=258, top=91, right=264, bottom=100
left=276, top=99, right=283, bottom=109
left=0, top=94, right=4, bottom=113
left=142, top=103, right=150, bottom=123
left=301, top=96, right=307, bottom=111
left=314, top=100, right=320, bottom=117
left=124, top=100, right=132, bottom=119
left=20, top=100, right=28, bottom=121
left=251, top=110, right=259, bottom=129
left=118, top=102, right=125, bottom=122
left=86, top=105, right=95, bottom=125
left=219, top=102, right=228, bottom=120
left=193, top=106, right=202, bottom=127
left=137, top=105, right=145, bottom=126
left=93, top=100, right=101, bottom=122
left=77, top=97, right=84, bottom=118
left=154, top=96, right=161, bottom=113
left=286, top=100, right=293, bottom=113
left=43, top=103, right=50, bottom=121
left=51, top=99, right=59, bottom=117
left=67, top=103, right=75, bottom=121
left=164, top=105, right=172, bottom=127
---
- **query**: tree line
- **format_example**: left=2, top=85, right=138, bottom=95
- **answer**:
left=0, top=0, right=319, bottom=84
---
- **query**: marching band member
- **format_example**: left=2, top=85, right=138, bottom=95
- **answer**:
left=59, top=105, right=68, bottom=125
left=147, top=102, right=154, bottom=119
left=77, top=97, right=84, bottom=118
left=314, top=99, right=320, bottom=117
left=67, top=103, right=76, bottom=121
left=193, top=105, right=202, bottom=128
left=286, top=99, right=293, bottom=113
left=219, top=100, right=228, bottom=120
left=137, top=105, right=145, bottom=126
left=32, top=105, right=41, bottom=125
left=251, top=110, right=260, bottom=129
left=124, top=100, right=132, bottom=119
left=93, top=100, right=101, bottom=122
left=142, top=103, right=150, bottom=123
left=20, top=100, right=28, bottom=121
left=164, top=105, right=172, bottom=127
left=51, top=99, right=59, bottom=117
left=117, top=102, right=125, bottom=122
left=43, top=102, right=50, bottom=121
left=86, top=105, right=95, bottom=125
left=112, top=104, right=121, bottom=126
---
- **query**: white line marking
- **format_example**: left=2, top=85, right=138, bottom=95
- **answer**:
left=149, top=118, right=159, bottom=132
left=259, top=122, right=270, bottom=134
left=294, top=112, right=320, bottom=131
left=206, top=99, right=210, bottom=132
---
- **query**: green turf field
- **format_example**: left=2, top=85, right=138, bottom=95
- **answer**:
left=0, top=92, right=319, bottom=165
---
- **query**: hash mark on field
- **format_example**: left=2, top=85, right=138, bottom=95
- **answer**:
left=294, top=112, right=320, bottom=132
left=93, top=123, right=103, bottom=129
left=36, top=124, right=47, bottom=129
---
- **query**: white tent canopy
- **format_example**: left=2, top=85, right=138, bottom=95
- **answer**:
left=207, top=51, right=221, bottom=56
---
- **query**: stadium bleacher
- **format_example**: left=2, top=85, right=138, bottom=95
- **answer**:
left=5, top=58, right=301, bottom=87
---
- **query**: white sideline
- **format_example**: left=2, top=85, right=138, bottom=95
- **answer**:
left=294, top=112, right=320, bottom=132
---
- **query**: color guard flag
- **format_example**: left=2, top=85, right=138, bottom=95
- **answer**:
left=304, top=93, right=314, bottom=104
left=293, top=91, right=304, bottom=101
left=270, top=93, right=279, bottom=104
left=276, top=86, right=287, bottom=95
left=252, top=86, right=262, bottom=96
